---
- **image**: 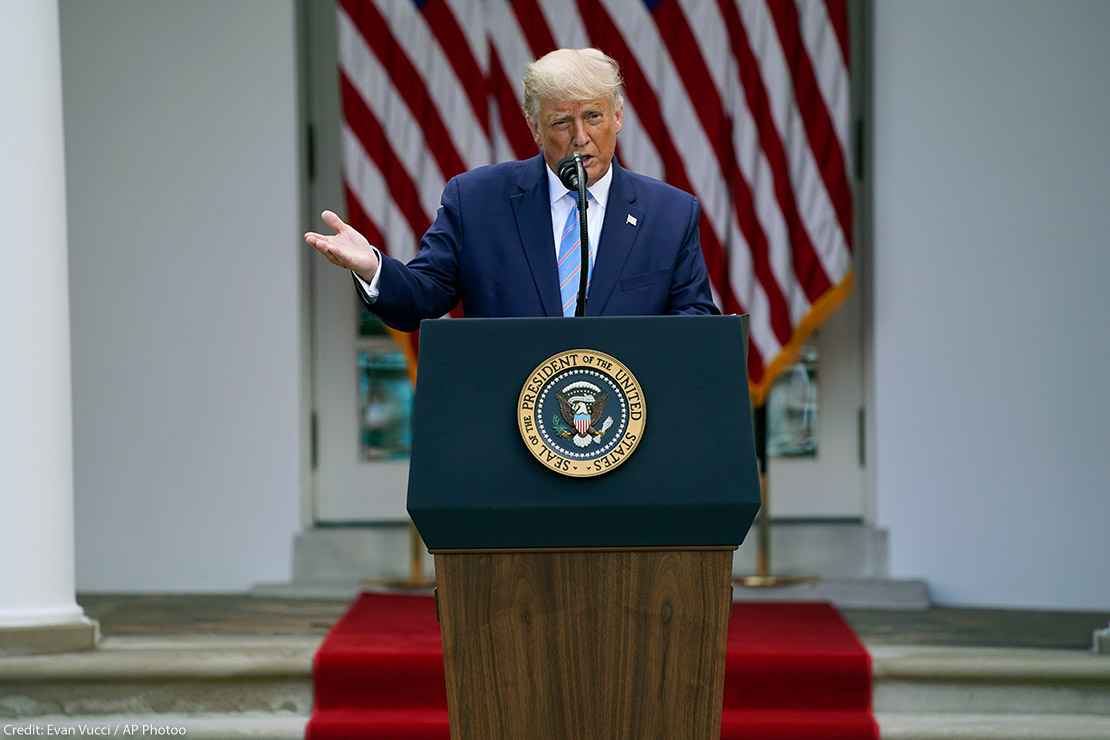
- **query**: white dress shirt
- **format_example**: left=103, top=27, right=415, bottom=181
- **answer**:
left=354, top=162, right=614, bottom=302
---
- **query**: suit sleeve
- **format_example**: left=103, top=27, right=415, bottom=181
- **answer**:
left=350, top=247, right=384, bottom=302
left=353, top=176, right=464, bottom=332
left=666, top=196, right=721, bottom=316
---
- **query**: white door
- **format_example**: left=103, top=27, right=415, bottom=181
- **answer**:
left=765, top=285, right=866, bottom=519
left=764, top=0, right=869, bottom=522
left=306, top=0, right=409, bottom=522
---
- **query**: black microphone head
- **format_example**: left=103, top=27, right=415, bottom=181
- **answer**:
left=556, top=154, right=581, bottom=191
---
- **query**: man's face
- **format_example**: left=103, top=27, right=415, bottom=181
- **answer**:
left=530, top=96, right=623, bottom=187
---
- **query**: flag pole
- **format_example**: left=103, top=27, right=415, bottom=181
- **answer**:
left=734, top=403, right=817, bottom=588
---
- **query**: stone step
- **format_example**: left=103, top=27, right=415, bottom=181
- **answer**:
left=877, top=713, right=1110, bottom=739
left=2, top=637, right=1108, bottom=720
left=731, top=578, right=930, bottom=610
left=283, top=522, right=893, bottom=597
left=254, top=577, right=933, bottom=610
left=0, top=637, right=317, bottom=718
left=872, top=645, right=1110, bottom=716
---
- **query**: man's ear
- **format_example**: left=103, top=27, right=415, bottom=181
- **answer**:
left=613, top=105, right=624, bottom=135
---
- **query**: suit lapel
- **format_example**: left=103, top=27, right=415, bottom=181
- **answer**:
left=587, top=161, right=642, bottom=316
left=510, top=155, right=561, bottom=317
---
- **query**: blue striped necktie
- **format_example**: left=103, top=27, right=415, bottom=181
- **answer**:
left=557, top=192, right=592, bottom=317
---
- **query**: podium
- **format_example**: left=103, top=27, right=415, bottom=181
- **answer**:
left=408, top=316, right=760, bottom=740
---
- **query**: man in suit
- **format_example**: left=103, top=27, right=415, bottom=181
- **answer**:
left=304, top=48, right=719, bottom=329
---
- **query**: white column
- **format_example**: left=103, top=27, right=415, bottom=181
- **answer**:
left=0, top=0, right=88, bottom=629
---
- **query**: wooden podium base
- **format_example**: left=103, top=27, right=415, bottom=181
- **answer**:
left=433, top=548, right=734, bottom=740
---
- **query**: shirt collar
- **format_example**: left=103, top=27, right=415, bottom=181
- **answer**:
left=546, top=158, right=614, bottom=209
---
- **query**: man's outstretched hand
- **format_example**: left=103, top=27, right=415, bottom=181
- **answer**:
left=304, top=210, right=379, bottom=281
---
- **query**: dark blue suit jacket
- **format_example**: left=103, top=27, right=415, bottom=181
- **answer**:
left=357, top=154, right=719, bottom=331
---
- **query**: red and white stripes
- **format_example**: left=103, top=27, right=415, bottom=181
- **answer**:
left=337, top=0, right=854, bottom=403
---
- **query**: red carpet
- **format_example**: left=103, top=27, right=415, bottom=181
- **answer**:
left=307, top=593, right=878, bottom=740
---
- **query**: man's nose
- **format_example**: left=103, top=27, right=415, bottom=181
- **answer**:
left=571, top=118, right=589, bottom=148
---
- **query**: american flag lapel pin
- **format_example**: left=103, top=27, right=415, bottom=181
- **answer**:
left=626, top=213, right=637, bottom=226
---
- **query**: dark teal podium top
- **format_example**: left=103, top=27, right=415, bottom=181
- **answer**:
left=406, top=315, right=760, bottom=550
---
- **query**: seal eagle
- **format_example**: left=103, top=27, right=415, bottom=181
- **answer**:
left=556, top=389, right=608, bottom=446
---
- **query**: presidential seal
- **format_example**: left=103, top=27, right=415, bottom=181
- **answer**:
left=516, top=349, right=646, bottom=478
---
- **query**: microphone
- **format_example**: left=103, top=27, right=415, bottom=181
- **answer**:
left=556, top=154, right=583, bottom=191
left=555, top=154, right=589, bottom=317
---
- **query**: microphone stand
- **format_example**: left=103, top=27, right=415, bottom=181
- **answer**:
left=573, top=153, right=589, bottom=317
left=556, top=152, right=591, bottom=316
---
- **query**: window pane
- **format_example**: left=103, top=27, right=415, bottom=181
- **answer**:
left=767, top=344, right=818, bottom=458
left=357, top=349, right=413, bottom=461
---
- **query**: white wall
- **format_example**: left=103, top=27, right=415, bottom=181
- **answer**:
left=61, top=0, right=305, bottom=590
left=872, top=1, right=1110, bottom=609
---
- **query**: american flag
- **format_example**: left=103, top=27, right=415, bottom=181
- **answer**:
left=337, top=0, right=853, bottom=404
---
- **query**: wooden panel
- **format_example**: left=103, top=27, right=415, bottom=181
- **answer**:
left=434, top=549, right=733, bottom=740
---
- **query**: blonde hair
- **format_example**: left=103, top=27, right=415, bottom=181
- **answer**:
left=521, top=48, right=624, bottom=123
